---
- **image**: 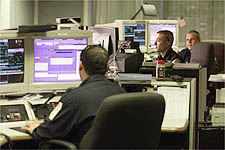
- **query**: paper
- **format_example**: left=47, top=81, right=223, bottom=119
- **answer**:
left=216, top=88, right=225, bottom=103
left=157, top=86, right=190, bottom=128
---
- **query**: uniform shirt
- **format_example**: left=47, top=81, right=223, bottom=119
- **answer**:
left=32, top=74, right=126, bottom=147
left=178, top=48, right=191, bottom=63
left=156, top=48, right=181, bottom=63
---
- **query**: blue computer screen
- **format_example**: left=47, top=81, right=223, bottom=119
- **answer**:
left=124, top=24, right=145, bottom=46
left=0, top=39, right=24, bottom=84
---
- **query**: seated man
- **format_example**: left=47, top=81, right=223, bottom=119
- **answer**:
left=154, top=30, right=181, bottom=63
left=178, top=30, right=201, bottom=63
left=22, top=45, right=126, bottom=147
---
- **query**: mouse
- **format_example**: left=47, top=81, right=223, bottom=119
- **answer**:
left=170, top=75, right=183, bottom=82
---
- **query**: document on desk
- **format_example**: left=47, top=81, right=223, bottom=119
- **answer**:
left=157, top=86, right=190, bottom=128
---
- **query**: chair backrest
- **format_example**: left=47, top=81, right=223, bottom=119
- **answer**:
left=190, top=42, right=215, bottom=78
left=79, top=92, right=165, bottom=149
left=202, top=40, right=225, bottom=73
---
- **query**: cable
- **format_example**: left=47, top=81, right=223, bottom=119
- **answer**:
left=0, top=132, right=13, bottom=149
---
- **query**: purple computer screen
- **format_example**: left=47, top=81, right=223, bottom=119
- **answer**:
left=34, top=38, right=87, bottom=82
left=149, top=24, right=177, bottom=47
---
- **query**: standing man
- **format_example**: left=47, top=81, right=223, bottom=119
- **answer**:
left=22, top=45, right=126, bottom=147
left=178, top=30, right=201, bottom=63
left=155, top=30, right=181, bottom=63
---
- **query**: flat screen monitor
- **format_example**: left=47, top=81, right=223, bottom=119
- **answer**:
left=124, top=23, right=146, bottom=46
left=88, top=26, right=119, bottom=56
left=0, top=36, right=29, bottom=96
left=114, top=20, right=148, bottom=53
left=28, top=30, right=92, bottom=93
left=148, top=20, right=179, bottom=48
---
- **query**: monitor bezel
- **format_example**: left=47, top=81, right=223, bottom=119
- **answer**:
left=115, top=20, right=148, bottom=53
left=147, top=20, right=179, bottom=50
left=28, top=30, right=92, bottom=94
left=0, top=30, right=29, bottom=96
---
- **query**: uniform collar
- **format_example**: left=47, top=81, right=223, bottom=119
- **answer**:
left=163, top=48, right=174, bottom=58
left=158, top=48, right=173, bottom=60
left=80, top=74, right=106, bottom=86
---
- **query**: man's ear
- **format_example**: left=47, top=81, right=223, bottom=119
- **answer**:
left=79, top=61, right=83, bottom=71
left=166, top=41, right=171, bottom=47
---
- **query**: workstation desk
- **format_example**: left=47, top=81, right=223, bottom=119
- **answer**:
left=1, top=78, right=196, bottom=149
left=0, top=95, right=62, bottom=148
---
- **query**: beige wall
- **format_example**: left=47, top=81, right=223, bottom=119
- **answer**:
left=1, top=0, right=224, bottom=44
left=95, top=0, right=224, bottom=46
left=144, top=0, right=224, bottom=44
left=0, top=0, right=34, bottom=29
left=38, top=1, right=84, bottom=25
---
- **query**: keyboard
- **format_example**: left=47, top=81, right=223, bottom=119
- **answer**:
left=10, top=127, right=30, bottom=135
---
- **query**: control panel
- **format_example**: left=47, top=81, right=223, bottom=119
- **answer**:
left=32, top=102, right=58, bottom=120
left=0, top=104, right=29, bottom=123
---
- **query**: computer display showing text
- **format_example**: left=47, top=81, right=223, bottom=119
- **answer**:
left=124, top=24, right=145, bottom=46
left=34, top=38, right=87, bottom=82
left=149, top=24, right=177, bottom=47
left=0, top=39, right=24, bottom=84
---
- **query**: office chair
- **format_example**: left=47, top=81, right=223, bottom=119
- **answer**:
left=190, top=42, right=216, bottom=79
left=202, top=40, right=225, bottom=74
left=39, top=92, right=165, bottom=149
left=197, top=41, right=225, bottom=108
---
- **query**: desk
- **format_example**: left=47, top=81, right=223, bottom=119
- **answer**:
left=0, top=127, right=31, bottom=147
left=162, top=120, right=189, bottom=133
left=0, top=95, right=62, bottom=148
left=209, top=74, right=225, bottom=83
left=198, top=124, right=225, bottom=149
left=119, top=78, right=196, bottom=149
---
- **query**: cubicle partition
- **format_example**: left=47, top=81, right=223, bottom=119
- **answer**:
left=119, top=78, right=196, bottom=149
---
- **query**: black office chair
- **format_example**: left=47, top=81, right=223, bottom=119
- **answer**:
left=202, top=40, right=225, bottom=74
left=190, top=42, right=216, bottom=79
left=39, top=92, right=165, bottom=149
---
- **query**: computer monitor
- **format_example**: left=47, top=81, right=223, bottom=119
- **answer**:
left=0, top=31, right=29, bottom=96
left=28, top=30, right=92, bottom=93
left=88, top=26, right=119, bottom=56
left=147, top=20, right=179, bottom=49
left=114, top=20, right=148, bottom=53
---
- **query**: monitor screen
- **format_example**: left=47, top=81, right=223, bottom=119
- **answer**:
left=124, top=23, right=146, bottom=46
left=28, top=30, right=92, bottom=93
left=33, top=38, right=87, bottom=82
left=149, top=24, right=177, bottom=47
left=0, top=39, right=24, bottom=84
left=0, top=37, right=28, bottom=96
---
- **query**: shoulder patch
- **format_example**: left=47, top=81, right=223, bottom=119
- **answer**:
left=49, top=102, right=63, bottom=120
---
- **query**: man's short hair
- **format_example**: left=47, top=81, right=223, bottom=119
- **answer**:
left=157, top=30, right=174, bottom=46
left=81, top=45, right=109, bottom=75
left=187, top=30, right=201, bottom=41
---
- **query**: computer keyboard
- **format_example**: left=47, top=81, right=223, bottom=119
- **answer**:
left=10, top=127, right=30, bottom=135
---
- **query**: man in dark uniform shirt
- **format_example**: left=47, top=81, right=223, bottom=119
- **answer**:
left=178, top=30, right=201, bottom=63
left=154, top=30, right=181, bottom=63
left=22, top=45, right=126, bottom=147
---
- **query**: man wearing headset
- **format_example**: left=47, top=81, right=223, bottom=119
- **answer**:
left=22, top=45, right=126, bottom=147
